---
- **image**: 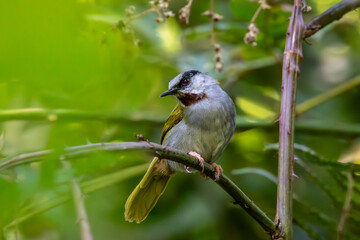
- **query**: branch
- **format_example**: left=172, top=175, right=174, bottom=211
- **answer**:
left=0, top=141, right=277, bottom=235
left=303, top=0, right=360, bottom=39
left=276, top=0, right=304, bottom=239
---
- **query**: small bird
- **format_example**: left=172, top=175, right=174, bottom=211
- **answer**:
left=124, top=70, right=236, bottom=223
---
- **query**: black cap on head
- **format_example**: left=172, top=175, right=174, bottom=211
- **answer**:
left=181, top=70, right=200, bottom=80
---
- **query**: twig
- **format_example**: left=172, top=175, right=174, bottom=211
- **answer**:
left=1, top=141, right=277, bottom=235
left=303, top=0, right=360, bottom=39
left=337, top=166, right=355, bottom=240
left=209, top=0, right=224, bottom=72
left=244, top=0, right=270, bottom=46
left=61, top=160, right=93, bottom=240
left=124, top=8, right=157, bottom=26
left=250, top=5, right=263, bottom=23
left=210, top=0, right=215, bottom=46
left=296, top=75, right=360, bottom=115
left=275, top=0, right=305, bottom=239
left=179, top=0, right=193, bottom=24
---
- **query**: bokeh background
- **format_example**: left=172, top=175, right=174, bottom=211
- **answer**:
left=0, top=0, right=360, bottom=239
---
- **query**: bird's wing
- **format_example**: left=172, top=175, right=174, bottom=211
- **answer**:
left=160, top=103, right=184, bottom=144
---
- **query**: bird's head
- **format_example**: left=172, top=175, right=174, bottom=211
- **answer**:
left=160, top=70, right=217, bottom=106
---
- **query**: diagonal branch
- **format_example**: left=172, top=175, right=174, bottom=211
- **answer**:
left=276, top=0, right=305, bottom=239
left=0, top=141, right=277, bottom=236
left=303, top=0, right=360, bottom=39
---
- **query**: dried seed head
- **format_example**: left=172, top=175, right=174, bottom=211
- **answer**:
left=244, top=23, right=259, bottom=46
left=213, top=44, right=224, bottom=72
left=258, top=0, right=271, bottom=9
left=155, top=17, right=164, bottom=23
left=302, top=5, right=312, bottom=12
left=159, top=2, right=168, bottom=9
left=214, top=43, right=221, bottom=52
left=212, top=13, right=223, bottom=22
left=216, top=62, right=224, bottom=72
left=179, top=6, right=191, bottom=24
left=125, top=5, right=136, bottom=16
left=164, top=11, right=175, bottom=18
left=202, top=10, right=212, bottom=17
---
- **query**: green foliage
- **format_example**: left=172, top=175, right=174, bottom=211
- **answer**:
left=0, top=0, right=360, bottom=239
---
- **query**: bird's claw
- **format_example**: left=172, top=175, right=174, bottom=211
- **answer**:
left=211, top=163, right=223, bottom=181
left=187, top=151, right=205, bottom=173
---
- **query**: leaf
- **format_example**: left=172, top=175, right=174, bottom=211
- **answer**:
left=5, top=164, right=148, bottom=229
left=232, top=167, right=277, bottom=184
left=236, top=97, right=276, bottom=120
left=339, top=142, right=360, bottom=164
left=265, top=142, right=359, bottom=171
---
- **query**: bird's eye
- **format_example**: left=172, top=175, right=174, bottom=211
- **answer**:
left=182, top=78, right=190, bottom=86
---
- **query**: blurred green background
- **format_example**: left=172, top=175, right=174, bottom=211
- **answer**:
left=0, top=0, right=360, bottom=239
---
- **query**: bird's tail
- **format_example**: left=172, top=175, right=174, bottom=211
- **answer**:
left=124, top=157, right=173, bottom=223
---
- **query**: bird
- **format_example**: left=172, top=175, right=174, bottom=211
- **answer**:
left=124, top=70, right=236, bottom=223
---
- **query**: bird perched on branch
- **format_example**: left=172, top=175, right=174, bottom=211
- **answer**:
left=124, top=70, right=236, bottom=223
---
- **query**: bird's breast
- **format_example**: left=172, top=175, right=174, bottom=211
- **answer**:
left=163, top=94, right=235, bottom=172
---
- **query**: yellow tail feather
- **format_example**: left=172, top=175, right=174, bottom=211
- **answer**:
left=124, top=157, right=173, bottom=223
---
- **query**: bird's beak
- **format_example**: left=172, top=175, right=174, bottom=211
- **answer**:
left=160, top=88, right=178, bottom=97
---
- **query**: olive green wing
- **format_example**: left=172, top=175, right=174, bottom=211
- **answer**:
left=160, top=103, right=184, bottom=144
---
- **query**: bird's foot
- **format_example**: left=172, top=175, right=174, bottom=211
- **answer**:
left=211, top=163, right=223, bottom=181
left=187, top=151, right=205, bottom=173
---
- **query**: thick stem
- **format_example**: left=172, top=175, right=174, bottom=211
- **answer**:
left=303, top=0, right=360, bottom=39
left=275, top=0, right=304, bottom=239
